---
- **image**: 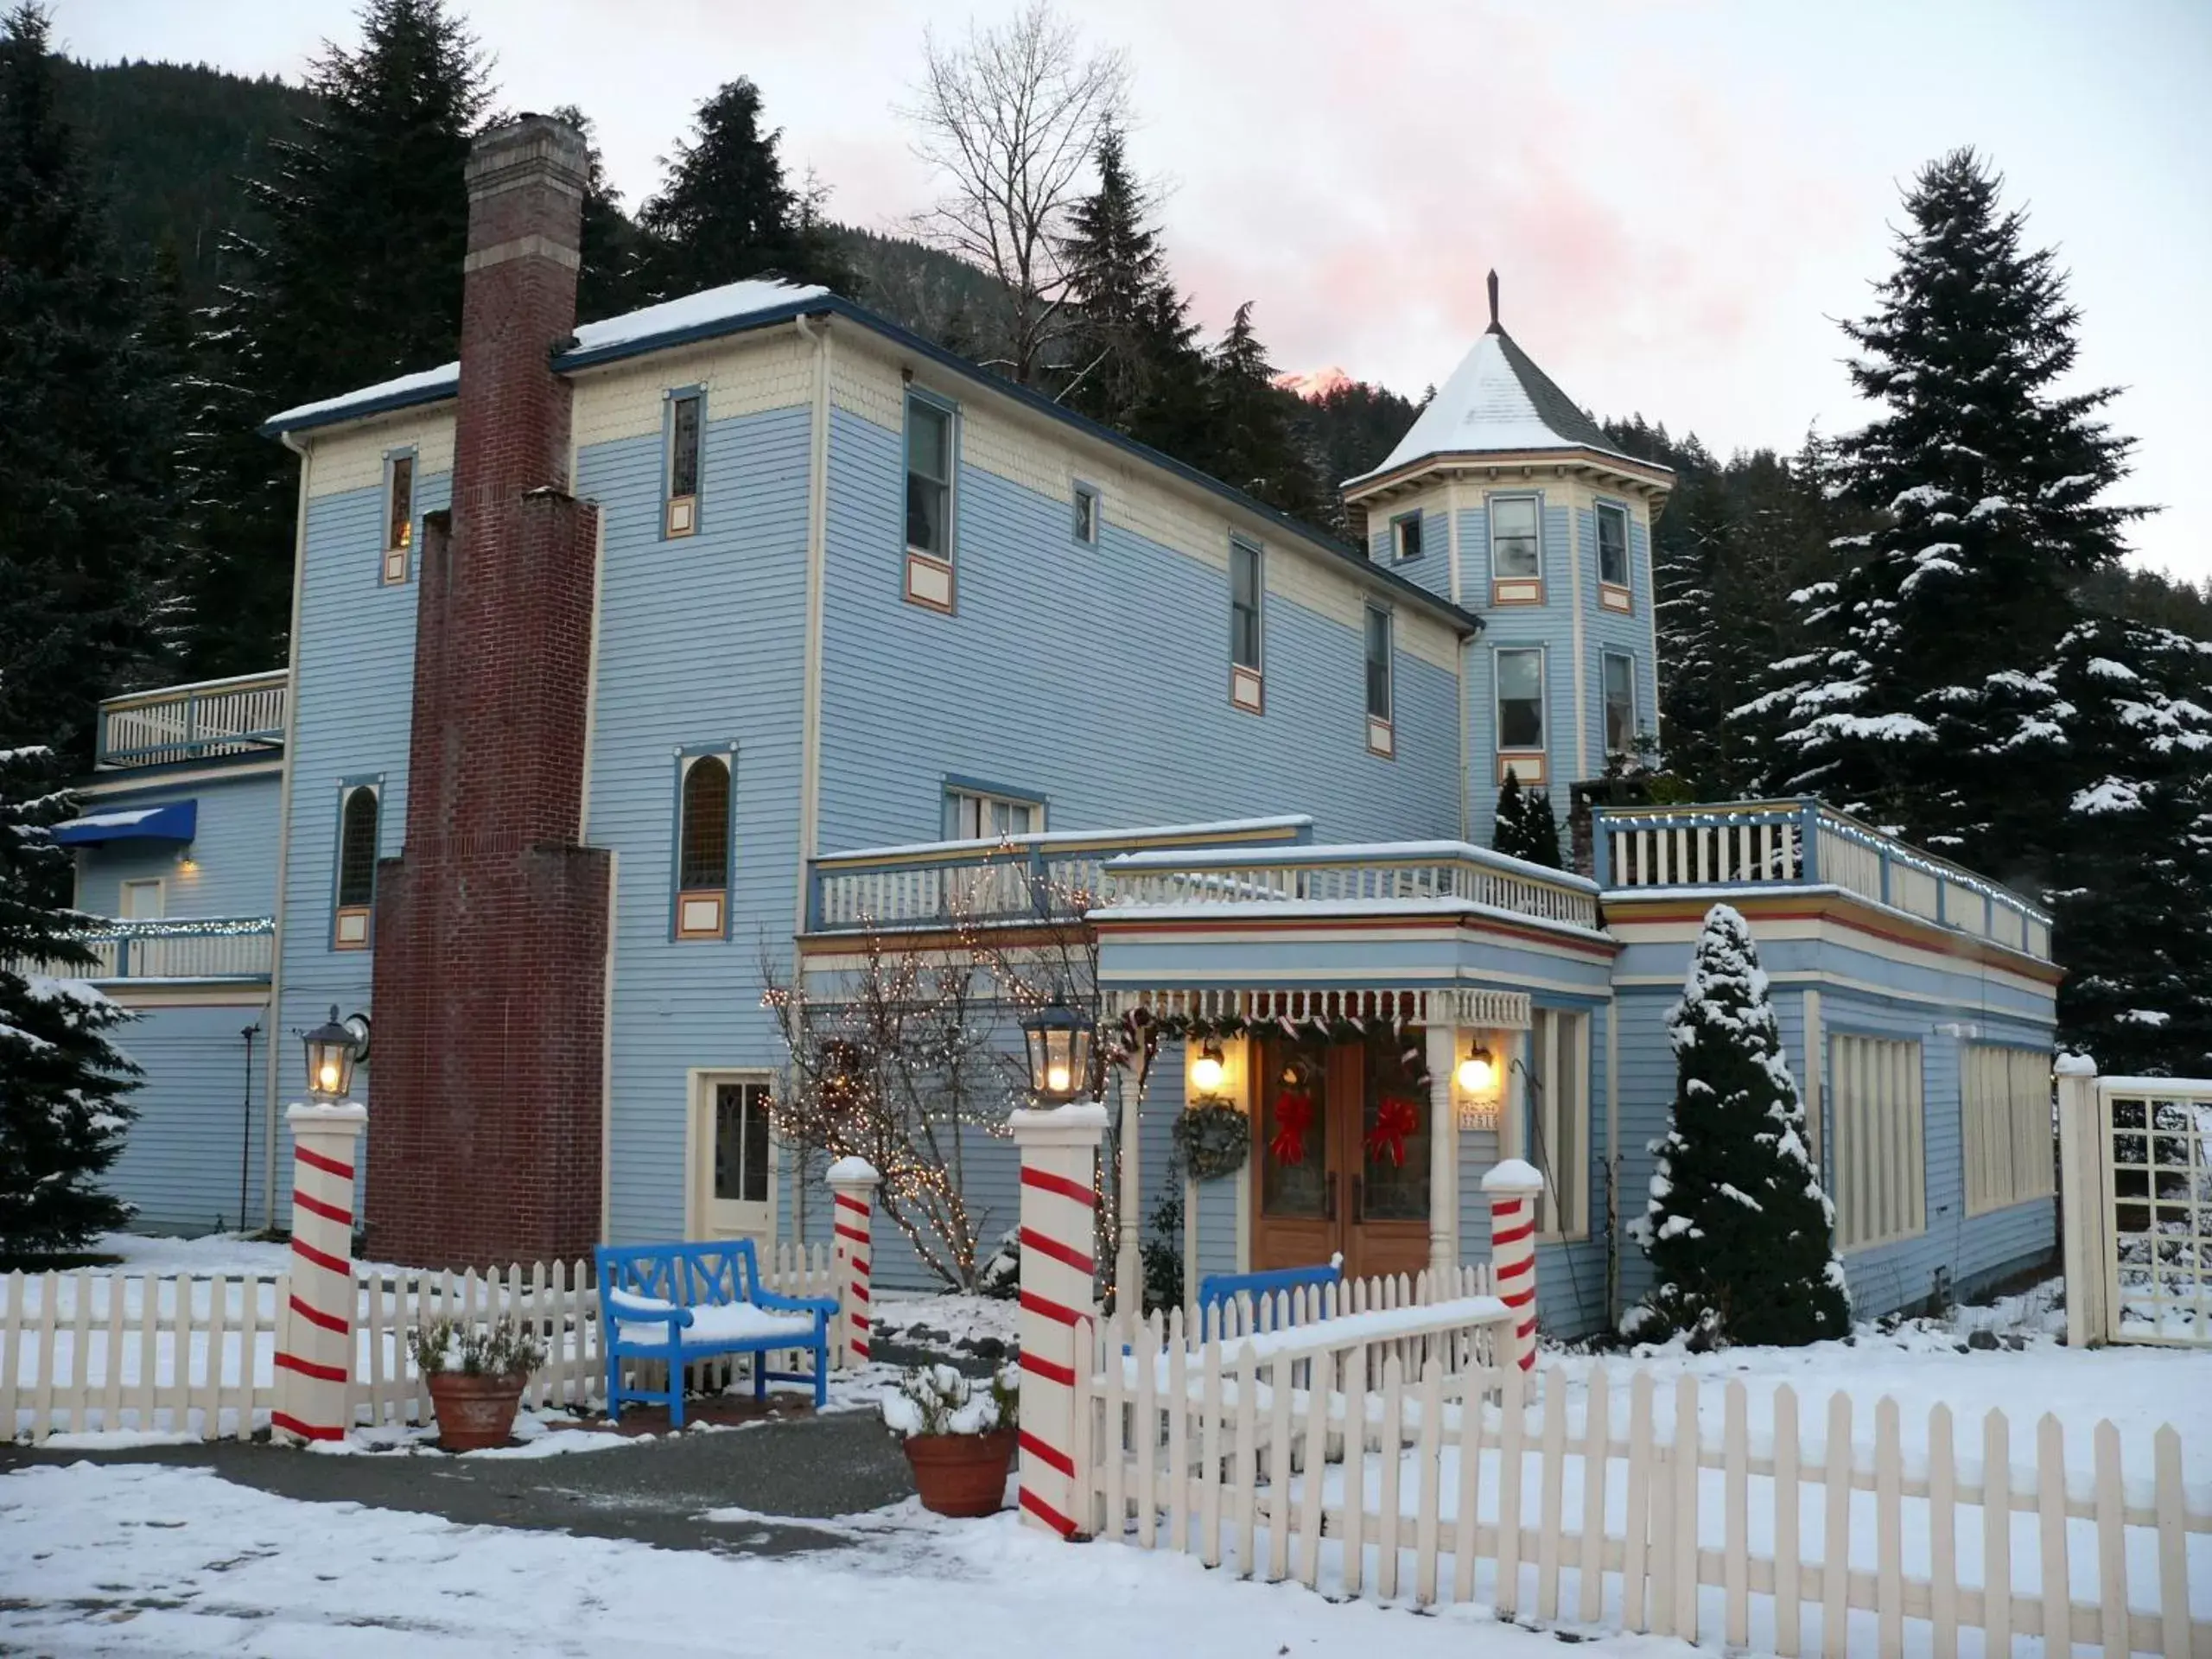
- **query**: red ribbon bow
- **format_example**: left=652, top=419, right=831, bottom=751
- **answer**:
left=1364, top=1095, right=1421, bottom=1167
left=1268, top=1091, right=1313, bottom=1166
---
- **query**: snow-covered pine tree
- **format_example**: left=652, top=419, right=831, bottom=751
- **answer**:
left=0, top=4, right=175, bottom=767
left=1491, top=770, right=1562, bottom=868
left=0, top=742, right=140, bottom=1253
left=1204, top=301, right=1326, bottom=524
left=637, top=77, right=853, bottom=302
left=1749, top=149, right=2141, bottom=868
left=1627, top=903, right=1848, bottom=1347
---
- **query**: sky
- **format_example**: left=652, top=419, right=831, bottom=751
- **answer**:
left=57, top=0, right=2212, bottom=578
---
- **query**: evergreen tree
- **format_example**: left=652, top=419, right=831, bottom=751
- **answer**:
left=553, top=105, right=652, bottom=323
left=187, top=0, right=489, bottom=677
left=637, top=78, right=852, bottom=302
left=0, top=741, right=141, bottom=1253
left=1491, top=770, right=1562, bottom=868
left=0, top=3, right=174, bottom=768
left=1201, top=301, right=1325, bottom=522
left=1627, top=905, right=1849, bottom=1347
left=1753, top=149, right=2141, bottom=865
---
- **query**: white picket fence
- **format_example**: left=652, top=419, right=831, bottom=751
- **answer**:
left=3, top=1243, right=839, bottom=1442
left=1081, top=1319, right=2210, bottom=1657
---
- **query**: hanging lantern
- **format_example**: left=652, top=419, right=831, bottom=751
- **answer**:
left=1190, top=1039, right=1226, bottom=1096
left=302, top=1005, right=362, bottom=1101
left=1020, top=997, right=1093, bottom=1107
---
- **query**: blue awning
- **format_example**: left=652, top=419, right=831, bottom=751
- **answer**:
left=52, top=800, right=198, bottom=846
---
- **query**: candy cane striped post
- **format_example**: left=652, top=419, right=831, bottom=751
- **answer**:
left=824, top=1156, right=880, bottom=1370
left=272, top=1101, right=365, bottom=1444
left=1010, top=1103, right=1105, bottom=1539
left=1483, top=1158, right=1544, bottom=1374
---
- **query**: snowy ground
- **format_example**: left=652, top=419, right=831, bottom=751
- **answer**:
left=0, top=1460, right=1688, bottom=1658
left=872, top=1287, right=1020, bottom=1351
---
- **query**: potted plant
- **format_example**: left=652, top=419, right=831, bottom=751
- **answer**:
left=881, top=1362, right=1018, bottom=1516
left=409, top=1316, right=548, bottom=1452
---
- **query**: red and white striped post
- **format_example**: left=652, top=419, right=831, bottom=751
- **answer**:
left=272, top=1101, right=365, bottom=1444
left=825, top=1156, right=879, bottom=1370
left=1009, top=1103, right=1104, bottom=1538
left=1483, top=1158, right=1543, bottom=1374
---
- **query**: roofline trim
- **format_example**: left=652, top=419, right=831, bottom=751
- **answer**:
left=1343, top=443, right=1676, bottom=501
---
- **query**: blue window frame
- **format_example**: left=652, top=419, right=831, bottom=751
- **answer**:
left=330, top=776, right=382, bottom=950
left=905, top=391, right=955, bottom=559
left=671, top=746, right=736, bottom=940
left=1072, top=480, right=1101, bottom=546
left=663, top=385, right=703, bottom=538
left=944, top=776, right=1046, bottom=841
left=381, top=449, right=416, bottom=584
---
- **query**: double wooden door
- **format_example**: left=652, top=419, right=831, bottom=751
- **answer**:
left=1250, top=1030, right=1433, bottom=1281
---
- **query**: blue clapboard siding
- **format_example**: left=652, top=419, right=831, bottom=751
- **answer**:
left=817, top=407, right=1462, bottom=853
left=103, top=1000, right=274, bottom=1234
left=1578, top=503, right=1661, bottom=774
left=579, top=404, right=812, bottom=1246
left=1370, top=502, right=1452, bottom=600
left=270, top=466, right=450, bottom=1208
left=73, top=771, right=282, bottom=920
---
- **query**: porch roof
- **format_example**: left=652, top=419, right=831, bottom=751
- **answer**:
left=1100, top=984, right=1533, bottom=1030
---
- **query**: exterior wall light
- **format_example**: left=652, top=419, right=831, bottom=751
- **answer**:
left=1456, top=1042, right=1497, bottom=1097
left=1190, top=1039, right=1226, bottom=1096
left=302, top=1005, right=363, bottom=1101
left=1020, top=997, right=1093, bottom=1107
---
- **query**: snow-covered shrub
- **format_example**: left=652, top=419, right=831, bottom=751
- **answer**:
left=1624, top=904, right=1850, bottom=1348
left=976, top=1224, right=1020, bottom=1300
left=408, top=1317, right=548, bottom=1380
left=880, top=1362, right=1018, bottom=1440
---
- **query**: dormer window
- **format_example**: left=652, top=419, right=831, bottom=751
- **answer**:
left=1391, top=511, right=1423, bottom=563
left=665, top=390, right=702, bottom=537
left=1597, top=500, right=1631, bottom=609
left=383, top=454, right=414, bottom=584
left=1490, top=496, right=1541, bottom=604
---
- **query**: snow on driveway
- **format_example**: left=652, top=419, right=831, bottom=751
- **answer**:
left=0, top=1460, right=1688, bottom=1658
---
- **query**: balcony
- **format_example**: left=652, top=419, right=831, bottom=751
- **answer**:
left=1593, top=798, right=2052, bottom=961
left=806, top=817, right=1313, bottom=933
left=11, top=918, right=276, bottom=983
left=97, top=671, right=289, bottom=769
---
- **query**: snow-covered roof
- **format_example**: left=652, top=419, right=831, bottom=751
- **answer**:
left=263, top=278, right=830, bottom=434
left=1343, top=322, right=1663, bottom=491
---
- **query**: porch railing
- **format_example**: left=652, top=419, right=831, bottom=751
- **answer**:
left=97, top=670, right=289, bottom=768
left=9, top=917, right=276, bottom=982
left=1594, top=798, right=2051, bottom=960
left=807, top=816, right=1313, bottom=933
left=1099, top=841, right=1603, bottom=932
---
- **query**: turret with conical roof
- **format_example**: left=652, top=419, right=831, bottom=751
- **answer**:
left=1342, top=275, right=1671, bottom=849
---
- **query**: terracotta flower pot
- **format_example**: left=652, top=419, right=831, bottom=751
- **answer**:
left=902, top=1427, right=1016, bottom=1517
left=425, top=1370, right=528, bottom=1452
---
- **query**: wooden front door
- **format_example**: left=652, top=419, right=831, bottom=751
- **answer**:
left=1250, top=1030, right=1433, bottom=1282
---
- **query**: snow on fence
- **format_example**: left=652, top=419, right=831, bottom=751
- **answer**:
left=3, top=1243, right=837, bottom=1442
left=1079, top=1323, right=2209, bottom=1657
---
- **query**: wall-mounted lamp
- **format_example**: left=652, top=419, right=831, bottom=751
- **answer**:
left=1455, top=1042, right=1497, bottom=1097
left=1190, top=1039, right=1226, bottom=1096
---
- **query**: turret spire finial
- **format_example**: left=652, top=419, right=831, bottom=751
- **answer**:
left=1486, top=269, right=1501, bottom=333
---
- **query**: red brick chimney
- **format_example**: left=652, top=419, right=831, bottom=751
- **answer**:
left=367, top=115, right=610, bottom=1268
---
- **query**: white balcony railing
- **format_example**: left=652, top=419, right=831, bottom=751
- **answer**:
left=1595, top=799, right=2051, bottom=961
left=98, top=671, right=289, bottom=768
left=9, top=917, right=276, bottom=982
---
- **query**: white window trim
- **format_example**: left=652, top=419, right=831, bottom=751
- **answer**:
left=1495, top=645, right=1546, bottom=755
left=684, top=1068, right=779, bottom=1242
left=118, top=876, right=165, bottom=921
left=1489, top=493, right=1542, bottom=582
left=946, top=785, right=1046, bottom=841
left=1391, top=509, right=1423, bottom=563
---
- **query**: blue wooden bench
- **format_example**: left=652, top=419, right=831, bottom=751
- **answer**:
left=1197, top=1259, right=1343, bottom=1332
left=595, top=1240, right=838, bottom=1426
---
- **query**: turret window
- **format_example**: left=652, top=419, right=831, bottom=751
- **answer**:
left=1496, top=647, right=1545, bottom=783
left=1490, top=495, right=1542, bottom=605
left=1597, top=500, right=1631, bottom=609
left=1391, top=510, right=1423, bottom=563
left=1603, top=651, right=1636, bottom=756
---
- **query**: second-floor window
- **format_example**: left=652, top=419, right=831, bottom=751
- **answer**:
left=1073, top=481, right=1100, bottom=545
left=1603, top=651, right=1636, bottom=755
left=676, top=752, right=732, bottom=939
left=334, top=783, right=378, bottom=950
left=1491, top=496, right=1540, bottom=580
left=906, top=394, right=952, bottom=558
left=665, top=391, right=702, bottom=537
left=949, top=786, right=1042, bottom=840
left=1596, top=500, right=1630, bottom=590
left=1229, top=538, right=1264, bottom=712
left=1497, top=647, right=1544, bottom=750
left=383, top=454, right=413, bottom=584
left=1363, top=606, right=1393, bottom=722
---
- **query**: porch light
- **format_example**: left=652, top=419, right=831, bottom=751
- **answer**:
left=1020, top=997, right=1093, bottom=1107
left=1190, top=1040, right=1226, bottom=1095
left=303, top=1005, right=361, bottom=1101
left=1456, top=1042, right=1497, bottom=1097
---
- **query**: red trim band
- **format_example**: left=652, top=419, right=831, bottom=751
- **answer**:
left=850, top=1281, right=870, bottom=1302
left=1490, top=1197, right=1525, bottom=1218
left=1020, top=1350, right=1075, bottom=1388
left=294, top=1147, right=355, bottom=1182
left=1494, top=1254, right=1532, bottom=1281
left=834, top=1193, right=871, bottom=1217
left=1020, top=1288, right=1084, bottom=1328
left=1019, top=1428, right=1075, bottom=1478
left=1020, top=1166, right=1096, bottom=1208
left=289, top=1294, right=348, bottom=1334
left=274, top=1350, right=348, bottom=1384
left=834, top=1223, right=870, bottom=1245
left=1019, top=1226, right=1095, bottom=1276
left=850, top=1340, right=870, bottom=1360
left=290, top=1237, right=351, bottom=1276
left=294, top=1192, right=353, bottom=1229
left=1518, top=1350, right=1537, bottom=1371
left=271, top=1410, right=345, bottom=1442
left=1516, top=1317, right=1538, bottom=1338
left=849, top=1313, right=869, bottom=1332
left=1500, top=1287, right=1535, bottom=1310
left=1491, top=1220, right=1535, bottom=1248
left=1018, top=1485, right=1078, bottom=1537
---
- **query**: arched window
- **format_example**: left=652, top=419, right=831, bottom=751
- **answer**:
left=675, top=754, right=731, bottom=938
left=334, top=785, right=379, bottom=949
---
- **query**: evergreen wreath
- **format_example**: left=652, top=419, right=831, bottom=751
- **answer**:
left=1172, top=1095, right=1250, bottom=1181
